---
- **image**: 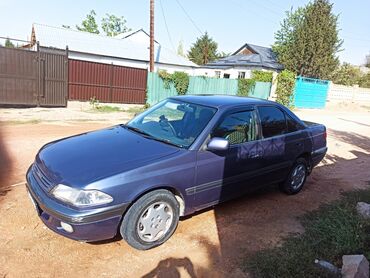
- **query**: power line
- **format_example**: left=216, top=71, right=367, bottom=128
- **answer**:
left=159, top=0, right=176, bottom=52
left=174, top=0, right=203, bottom=35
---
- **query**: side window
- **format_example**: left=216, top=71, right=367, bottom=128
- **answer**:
left=212, top=110, right=257, bottom=145
left=286, top=114, right=301, bottom=133
left=257, top=106, right=287, bottom=138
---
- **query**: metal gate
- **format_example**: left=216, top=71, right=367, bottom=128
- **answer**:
left=0, top=46, right=68, bottom=107
left=68, top=59, right=147, bottom=104
left=294, top=76, right=330, bottom=109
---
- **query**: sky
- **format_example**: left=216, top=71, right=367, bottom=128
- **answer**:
left=0, top=0, right=369, bottom=65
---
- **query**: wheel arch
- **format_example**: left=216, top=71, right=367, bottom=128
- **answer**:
left=129, top=185, right=186, bottom=217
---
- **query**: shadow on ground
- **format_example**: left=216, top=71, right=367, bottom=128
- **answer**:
left=0, top=124, right=13, bottom=198
left=142, top=128, right=370, bottom=277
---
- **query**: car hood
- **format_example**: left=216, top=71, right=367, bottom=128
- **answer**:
left=35, top=125, right=180, bottom=188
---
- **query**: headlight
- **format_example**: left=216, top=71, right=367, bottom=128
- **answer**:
left=52, top=184, right=113, bottom=207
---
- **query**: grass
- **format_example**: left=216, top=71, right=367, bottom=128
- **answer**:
left=1, top=119, right=42, bottom=125
left=91, top=105, right=123, bottom=113
left=124, top=106, right=147, bottom=114
left=244, top=189, right=370, bottom=278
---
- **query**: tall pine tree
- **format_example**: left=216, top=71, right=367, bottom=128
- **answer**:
left=188, top=32, right=219, bottom=65
left=273, top=0, right=342, bottom=79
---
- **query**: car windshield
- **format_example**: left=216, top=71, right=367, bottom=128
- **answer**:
left=126, top=99, right=217, bottom=148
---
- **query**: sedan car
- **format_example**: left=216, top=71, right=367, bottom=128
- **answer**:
left=26, top=95, right=327, bottom=250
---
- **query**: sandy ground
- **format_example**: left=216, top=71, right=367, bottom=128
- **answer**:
left=0, top=101, right=143, bottom=124
left=0, top=106, right=369, bottom=278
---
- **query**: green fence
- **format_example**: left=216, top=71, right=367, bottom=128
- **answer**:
left=147, top=72, right=272, bottom=105
left=249, top=82, right=272, bottom=99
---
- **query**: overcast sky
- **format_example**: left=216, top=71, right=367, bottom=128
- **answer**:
left=0, top=0, right=369, bottom=65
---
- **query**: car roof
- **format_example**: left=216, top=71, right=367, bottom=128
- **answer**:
left=170, top=95, right=276, bottom=108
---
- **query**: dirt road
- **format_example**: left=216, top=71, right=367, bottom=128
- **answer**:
left=0, top=109, right=369, bottom=278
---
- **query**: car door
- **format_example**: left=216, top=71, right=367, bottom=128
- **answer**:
left=256, top=106, right=304, bottom=185
left=190, top=107, right=264, bottom=211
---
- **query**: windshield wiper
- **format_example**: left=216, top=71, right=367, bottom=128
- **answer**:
left=123, top=125, right=184, bottom=148
left=124, top=125, right=152, bottom=137
left=151, top=137, right=184, bottom=148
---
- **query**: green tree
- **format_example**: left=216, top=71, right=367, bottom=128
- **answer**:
left=332, top=63, right=361, bottom=86
left=76, top=10, right=100, bottom=34
left=5, top=38, right=14, bottom=48
left=359, top=73, right=370, bottom=88
left=101, top=14, right=130, bottom=36
left=188, top=32, right=219, bottom=65
left=273, top=0, right=343, bottom=79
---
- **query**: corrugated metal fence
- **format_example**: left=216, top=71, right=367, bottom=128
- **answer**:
left=147, top=72, right=272, bottom=105
left=0, top=46, right=68, bottom=107
left=69, top=59, right=147, bottom=104
left=294, top=76, right=330, bottom=109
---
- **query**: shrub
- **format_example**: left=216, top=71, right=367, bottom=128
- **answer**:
left=157, top=70, right=189, bottom=95
left=276, top=70, right=296, bottom=107
left=172, top=71, right=189, bottom=95
left=238, top=79, right=255, bottom=97
left=252, top=70, right=273, bottom=82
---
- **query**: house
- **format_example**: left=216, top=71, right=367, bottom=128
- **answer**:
left=198, top=43, right=283, bottom=79
left=30, top=23, right=198, bottom=74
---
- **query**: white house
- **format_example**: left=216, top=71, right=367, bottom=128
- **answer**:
left=197, top=43, right=284, bottom=79
left=30, top=23, right=199, bottom=74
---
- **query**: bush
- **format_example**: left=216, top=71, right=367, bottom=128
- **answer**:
left=358, top=73, right=370, bottom=88
left=252, top=70, right=273, bottom=82
left=157, top=70, right=189, bottom=95
left=332, top=63, right=361, bottom=86
left=238, top=79, right=255, bottom=97
left=172, top=71, right=189, bottom=95
left=276, top=70, right=296, bottom=107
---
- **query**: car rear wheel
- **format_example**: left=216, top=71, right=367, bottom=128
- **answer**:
left=280, top=158, right=308, bottom=195
left=120, top=189, right=179, bottom=250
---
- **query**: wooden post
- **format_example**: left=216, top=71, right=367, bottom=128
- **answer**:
left=149, top=0, right=155, bottom=72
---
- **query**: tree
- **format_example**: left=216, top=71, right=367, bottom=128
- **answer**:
left=177, top=40, right=186, bottom=57
left=188, top=32, right=219, bottom=65
left=365, top=53, right=370, bottom=68
left=273, top=0, right=343, bottom=79
left=332, top=63, right=361, bottom=86
left=62, top=25, right=71, bottom=29
left=5, top=38, right=14, bottom=48
left=76, top=10, right=100, bottom=34
left=101, top=14, right=130, bottom=37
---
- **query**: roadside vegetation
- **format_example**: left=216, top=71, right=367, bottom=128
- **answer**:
left=244, top=189, right=370, bottom=278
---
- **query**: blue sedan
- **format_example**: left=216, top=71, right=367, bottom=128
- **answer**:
left=26, top=95, right=327, bottom=249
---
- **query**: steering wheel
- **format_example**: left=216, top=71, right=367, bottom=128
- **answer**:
left=159, top=115, right=177, bottom=136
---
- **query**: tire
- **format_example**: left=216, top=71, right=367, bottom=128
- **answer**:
left=120, top=189, right=179, bottom=250
left=280, top=158, right=308, bottom=195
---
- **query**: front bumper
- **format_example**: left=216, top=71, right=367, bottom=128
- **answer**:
left=26, top=167, right=130, bottom=242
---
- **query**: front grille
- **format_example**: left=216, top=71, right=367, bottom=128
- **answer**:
left=32, top=163, right=54, bottom=192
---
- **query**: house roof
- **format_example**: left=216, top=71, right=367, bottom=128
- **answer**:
left=32, top=23, right=197, bottom=68
left=205, top=43, right=283, bottom=71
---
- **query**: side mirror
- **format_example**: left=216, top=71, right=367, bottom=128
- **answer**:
left=207, top=137, right=229, bottom=151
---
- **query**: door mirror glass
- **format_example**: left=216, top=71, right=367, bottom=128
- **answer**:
left=207, top=137, right=229, bottom=151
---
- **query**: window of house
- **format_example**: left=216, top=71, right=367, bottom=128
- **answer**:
left=212, top=110, right=258, bottom=145
left=223, top=73, right=230, bottom=79
left=215, top=71, right=221, bottom=78
left=257, top=106, right=287, bottom=138
left=238, top=71, right=246, bottom=79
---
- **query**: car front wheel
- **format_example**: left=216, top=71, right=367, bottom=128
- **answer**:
left=280, top=158, right=308, bottom=195
left=120, top=189, right=179, bottom=250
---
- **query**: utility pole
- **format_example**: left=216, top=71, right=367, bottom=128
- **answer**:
left=149, top=0, right=154, bottom=72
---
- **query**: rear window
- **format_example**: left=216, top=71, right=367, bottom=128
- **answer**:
left=257, top=106, right=287, bottom=138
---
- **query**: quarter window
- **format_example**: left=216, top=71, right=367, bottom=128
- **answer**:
left=212, top=110, right=258, bottom=145
left=257, top=106, right=287, bottom=138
